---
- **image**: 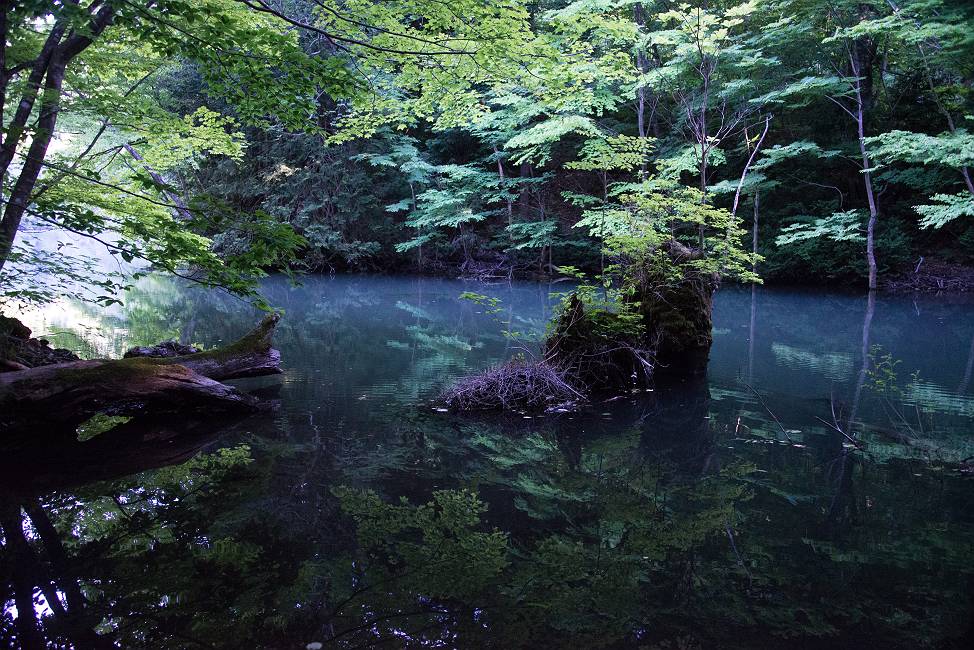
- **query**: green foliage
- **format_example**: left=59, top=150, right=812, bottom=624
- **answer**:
left=459, top=291, right=503, bottom=314
left=334, top=487, right=509, bottom=598
left=776, top=210, right=865, bottom=245
left=866, top=129, right=974, bottom=171
left=394, top=164, right=499, bottom=252
left=6, top=0, right=974, bottom=305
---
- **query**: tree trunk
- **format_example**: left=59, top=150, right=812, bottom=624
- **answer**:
left=122, top=143, right=194, bottom=221
left=752, top=190, right=760, bottom=272
left=0, top=59, right=67, bottom=273
left=0, top=4, right=116, bottom=273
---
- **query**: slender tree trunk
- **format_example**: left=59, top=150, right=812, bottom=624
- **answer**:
left=601, top=170, right=608, bottom=285
left=0, top=5, right=115, bottom=273
left=493, top=145, right=513, bottom=229
left=634, top=2, right=653, bottom=179
left=731, top=116, right=771, bottom=220
left=851, top=48, right=880, bottom=290
left=699, top=145, right=708, bottom=254
left=518, top=162, right=531, bottom=220
left=860, top=142, right=880, bottom=291
left=697, top=62, right=712, bottom=255
left=752, top=190, right=760, bottom=273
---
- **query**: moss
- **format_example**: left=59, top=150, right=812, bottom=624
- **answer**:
left=76, top=414, right=133, bottom=441
left=49, top=357, right=177, bottom=384
left=155, top=313, right=279, bottom=365
left=544, top=295, right=653, bottom=391
left=631, top=267, right=717, bottom=375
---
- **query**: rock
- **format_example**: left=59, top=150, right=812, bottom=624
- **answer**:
left=1, top=315, right=80, bottom=371
left=124, top=340, right=200, bottom=358
left=0, top=315, right=31, bottom=340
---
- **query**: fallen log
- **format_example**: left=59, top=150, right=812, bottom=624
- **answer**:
left=149, top=312, right=283, bottom=380
left=0, top=314, right=283, bottom=437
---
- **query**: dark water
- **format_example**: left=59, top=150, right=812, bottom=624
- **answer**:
left=3, top=275, right=974, bottom=649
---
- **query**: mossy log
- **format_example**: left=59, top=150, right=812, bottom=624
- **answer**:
left=0, top=314, right=282, bottom=437
left=142, top=312, right=282, bottom=381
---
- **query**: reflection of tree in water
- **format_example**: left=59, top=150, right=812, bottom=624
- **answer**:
left=3, top=284, right=973, bottom=648
left=2, top=400, right=973, bottom=648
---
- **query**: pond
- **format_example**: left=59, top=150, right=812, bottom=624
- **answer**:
left=3, top=275, right=974, bottom=648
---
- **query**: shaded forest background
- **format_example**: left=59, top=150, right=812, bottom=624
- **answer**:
left=171, top=0, right=974, bottom=286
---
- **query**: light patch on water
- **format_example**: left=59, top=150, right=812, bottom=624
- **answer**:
left=904, top=380, right=974, bottom=418
left=17, top=297, right=130, bottom=359
left=771, top=342, right=853, bottom=380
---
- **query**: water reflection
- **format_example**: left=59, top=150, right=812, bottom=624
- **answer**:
left=2, top=276, right=973, bottom=648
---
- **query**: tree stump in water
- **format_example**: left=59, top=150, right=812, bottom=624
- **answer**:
left=442, top=243, right=720, bottom=411
left=634, top=270, right=718, bottom=377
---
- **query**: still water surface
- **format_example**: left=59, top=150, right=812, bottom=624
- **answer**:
left=3, top=275, right=974, bottom=648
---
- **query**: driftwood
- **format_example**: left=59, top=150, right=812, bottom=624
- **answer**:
left=0, top=314, right=282, bottom=437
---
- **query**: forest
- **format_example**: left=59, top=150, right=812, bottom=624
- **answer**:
left=0, top=0, right=972, bottom=305
left=1, top=1, right=974, bottom=649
